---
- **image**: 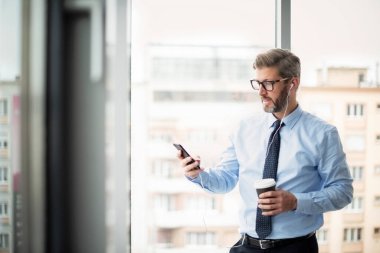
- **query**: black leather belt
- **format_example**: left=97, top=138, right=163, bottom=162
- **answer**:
left=243, top=232, right=315, bottom=249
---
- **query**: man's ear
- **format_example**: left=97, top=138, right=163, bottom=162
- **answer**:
left=290, top=77, right=300, bottom=91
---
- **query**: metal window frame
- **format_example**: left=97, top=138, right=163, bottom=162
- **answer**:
left=275, top=0, right=291, bottom=50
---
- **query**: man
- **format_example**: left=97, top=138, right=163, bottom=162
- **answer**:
left=176, top=49, right=353, bottom=253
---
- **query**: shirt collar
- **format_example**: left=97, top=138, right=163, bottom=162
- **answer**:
left=265, top=104, right=303, bottom=130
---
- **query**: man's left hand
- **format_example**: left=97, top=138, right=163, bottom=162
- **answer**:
left=257, top=189, right=297, bottom=216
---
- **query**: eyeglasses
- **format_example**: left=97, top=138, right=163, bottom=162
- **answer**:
left=250, top=78, right=290, bottom=91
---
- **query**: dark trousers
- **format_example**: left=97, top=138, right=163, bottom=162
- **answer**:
left=229, top=234, right=318, bottom=253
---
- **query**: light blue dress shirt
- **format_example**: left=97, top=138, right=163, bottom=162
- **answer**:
left=190, top=105, right=353, bottom=239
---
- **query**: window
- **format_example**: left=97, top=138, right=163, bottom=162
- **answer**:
left=151, top=159, right=178, bottom=179
left=374, top=227, right=380, bottom=238
left=149, top=130, right=173, bottom=143
left=0, top=99, right=7, bottom=116
left=0, top=166, right=8, bottom=182
left=185, top=195, right=217, bottom=211
left=132, top=1, right=276, bottom=251
left=358, top=73, right=365, bottom=84
left=347, top=104, right=364, bottom=117
left=375, top=165, right=380, bottom=174
left=345, top=135, right=365, bottom=152
left=374, top=196, right=380, bottom=206
left=154, top=194, right=175, bottom=212
left=349, top=166, right=363, bottom=180
left=376, top=134, right=380, bottom=144
left=154, top=91, right=256, bottom=103
left=151, top=56, right=252, bottom=82
left=345, top=197, right=363, bottom=212
left=186, top=232, right=216, bottom=246
left=316, top=229, right=328, bottom=244
left=377, top=104, right=380, bottom=113
left=156, top=229, right=174, bottom=248
left=0, top=202, right=8, bottom=216
left=187, top=129, right=218, bottom=143
left=0, top=233, right=9, bottom=249
left=343, top=228, right=362, bottom=242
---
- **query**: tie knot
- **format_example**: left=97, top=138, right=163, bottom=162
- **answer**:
left=273, top=120, right=283, bottom=130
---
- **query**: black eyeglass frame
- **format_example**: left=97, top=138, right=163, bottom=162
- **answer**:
left=250, top=77, right=290, bottom=91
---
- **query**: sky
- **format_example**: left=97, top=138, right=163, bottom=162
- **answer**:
left=0, top=0, right=21, bottom=81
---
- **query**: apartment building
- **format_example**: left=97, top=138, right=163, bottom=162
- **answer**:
left=0, top=82, right=20, bottom=253
left=132, top=45, right=380, bottom=253
left=300, top=69, right=380, bottom=253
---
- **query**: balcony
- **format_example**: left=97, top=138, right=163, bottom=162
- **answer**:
left=342, top=241, right=363, bottom=252
left=343, top=212, right=364, bottom=223
left=153, top=210, right=237, bottom=228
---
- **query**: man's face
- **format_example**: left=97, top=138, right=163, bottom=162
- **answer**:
left=255, top=67, right=289, bottom=114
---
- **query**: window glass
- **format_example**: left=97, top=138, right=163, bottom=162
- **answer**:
left=343, top=228, right=362, bottom=242
left=293, top=0, right=380, bottom=252
left=345, top=196, right=363, bottom=212
left=0, top=0, right=21, bottom=80
left=316, top=229, right=328, bottom=244
left=349, top=166, right=363, bottom=181
left=131, top=0, right=275, bottom=251
left=0, top=0, right=22, bottom=252
left=293, top=0, right=380, bottom=87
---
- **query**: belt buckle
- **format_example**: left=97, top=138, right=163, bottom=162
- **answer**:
left=259, top=239, right=274, bottom=249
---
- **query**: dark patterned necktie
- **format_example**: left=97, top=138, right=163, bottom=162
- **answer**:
left=256, top=119, right=283, bottom=239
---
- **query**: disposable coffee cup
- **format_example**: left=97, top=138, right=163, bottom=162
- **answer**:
left=254, top=178, right=276, bottom=196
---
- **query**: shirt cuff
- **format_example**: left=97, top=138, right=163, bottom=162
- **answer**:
left=185, top=170, right=209, bottom=186
left=293, top=192, right=312, bottom=214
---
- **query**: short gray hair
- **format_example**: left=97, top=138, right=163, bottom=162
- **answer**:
left=253, top=48, right=300, bottom=78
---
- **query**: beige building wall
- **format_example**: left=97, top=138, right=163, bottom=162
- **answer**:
left=317, top=67, right=368, bottom=87
left=300, top=86, right=380, bottom=253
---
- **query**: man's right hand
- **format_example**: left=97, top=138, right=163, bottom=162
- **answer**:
left=176, top=150, right=203, bottom=179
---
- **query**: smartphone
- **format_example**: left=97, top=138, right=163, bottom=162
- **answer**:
left=173, top=143, right=201, bottom=170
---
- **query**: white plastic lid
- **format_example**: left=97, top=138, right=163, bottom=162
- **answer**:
left=254, top=178, right=276, bottom=189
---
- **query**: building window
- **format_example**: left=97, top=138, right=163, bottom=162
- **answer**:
left=0, top=166, right=8, bottom=182
left=154, top=194, right=175, bottom=212
left=149, top=131, right=173, bottom=143
left=185, top=195, right=216, bottom=211
left=0, top=233, right=10, bottom=249
left=186, top=232, right=216, bottom=246
left=375, top=165, right=380, bottom=174
left=377, top=104, right=380, bottom=113
left=156, top=229, right=173, bottom=248
left=187, top=129, right=218, bottom=143
left=374, top=227, right=380, bottom=238
left=376, top=135, right=380, bottom=144
left=349, top=166, right=363, bottom=180
left=151, top=159, right=177, bottom=179
left=343, top=228, right=362, bottom=242
left=345, top=197, right=363, bottom=212
left=0, top=202, right=8, bottom=216
left=346, top=104, right=364, bottom=117
left=345, top=135, right=365, bottom=152
left=374, top=196, right=380, bottom=206
left=0, top=99, right=7, bottom=116
left=316, top=229, right=328, bottom=244
left=358, top=73, right=365, bottom=84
